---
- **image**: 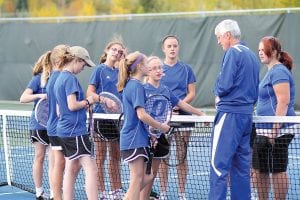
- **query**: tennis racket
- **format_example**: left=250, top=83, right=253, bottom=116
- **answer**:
left=144, top=94, right=172, bottom=174
left=162, top=129, right=188, bottom=167
left=94, top=92, right=123, bottom=141
left=34, top=98, right=49, bottom=128
left=88, top=105, right=95, bottom=157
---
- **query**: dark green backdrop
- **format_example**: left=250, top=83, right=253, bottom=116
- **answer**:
left=0, top=13, right=299, bottom=109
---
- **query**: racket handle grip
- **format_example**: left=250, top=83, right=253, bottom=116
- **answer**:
left=146, top=152, right=153, bottom=175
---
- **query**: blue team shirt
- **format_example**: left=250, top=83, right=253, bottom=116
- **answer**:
left=160, top=61, right=196, bottom=100
left=54, top=71, right=87, bottom=137
left=46, top=71, right=60, bottom=136
left=27, top=74, right=46, bottom=130
left=89, top=64, right=121, bottom=113
left=120, top=79, right=149, bottom=150
left=214, top=44, right=260, bottom=114
left=256, top=64, right=295, bottom=129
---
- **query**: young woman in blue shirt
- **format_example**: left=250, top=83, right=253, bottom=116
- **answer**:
left=117, top=51, right=170, bottom=200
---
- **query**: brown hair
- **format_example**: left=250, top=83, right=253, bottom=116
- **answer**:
left=41, top=44, right=69, bottom=87
left=117, top=51, right=146, bottom=92
left=161, top=35, right=180, bottom=47
left=260, top=36, right=293, bottom=71
left=99, top=37, right=125, bottom=64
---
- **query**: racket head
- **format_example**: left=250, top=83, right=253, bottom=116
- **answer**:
left=99, top=92, right=123, bottom=114
left=162, top=128, right=187, bottom=167
left=34, top=98, right=49, bottom=128
left=144, top=94, right=172, bottom=137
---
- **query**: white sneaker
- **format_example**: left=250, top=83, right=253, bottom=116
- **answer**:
left=159, top=192, right=168, bottom=200
left=108, top=189, right=124, bottom=200
left=99, top=191, right=109, bottom=200
left=178, top=193, right=187, bottom=200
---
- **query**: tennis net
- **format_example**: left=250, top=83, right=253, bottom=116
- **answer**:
left=0, top=110, right=299, bottom=199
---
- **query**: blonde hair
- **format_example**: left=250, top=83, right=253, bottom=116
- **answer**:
left=99, top=36, right=125, bottom=64
left=32, top=52, right=48, bottom=76
left=41, top=44, right=69, bottom=87
left=117, top=51, right=146, bottom=92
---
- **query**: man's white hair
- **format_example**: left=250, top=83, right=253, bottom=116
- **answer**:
left=215, top=19, right=241, bottom=40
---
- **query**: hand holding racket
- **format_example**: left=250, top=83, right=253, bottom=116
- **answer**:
left=94, top=92, right=123, bottom=141
left=35, top=97, right=49, bottom=128
left=144, top=94, right=172, bottom=174
left=99, top=92, right=123, bottom=114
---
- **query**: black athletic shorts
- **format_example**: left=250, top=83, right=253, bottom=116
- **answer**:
left=60, top=134, right=93, bottom=160
left=30, top=130, right=49, bottom=145
left=252, top=134, right=294, bottom=173
left=49, top=136, right=63, bottom=150
left=121, top=147, right=150, bottom=163
left=94, top=119, right=120, bottom=141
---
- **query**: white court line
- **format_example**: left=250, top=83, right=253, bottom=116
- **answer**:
left=0, top=191, right=28, bottom=195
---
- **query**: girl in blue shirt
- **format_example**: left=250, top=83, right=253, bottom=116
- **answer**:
left=252, top=36, right=296, bottom=200
left=86, top=39, right=125, bottom=199
left=54, top=46, right=98, bottom=200
left=20, top=52, right=50, bottom=200
left=117, top=51, right=170, bottom=200
left=159, top=35, right=197, bottom=200
left=45, top=44, right=77, bottom=200
left=141, top=56, right=206, bottom=199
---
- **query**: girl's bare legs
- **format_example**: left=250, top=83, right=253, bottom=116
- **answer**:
left=52, top=150, right=65, bottom=200
left=176, top=131, right=190, bottom=195
left=108, top=140, right=122, bottom=191
left=124, top=157, right=154, bottom=200
left=80, top=156, right=99, bottom=200
left=140, top=159, right=161, bottom=199
left=273, top=172, right=289, bottom=200
left=255, top=170, right=270, bottom=200
left=63, top=159, right=81, bottom=200
left=95, top=139, right=107, bottom=193
left=33, top=142, right=46, bottom=196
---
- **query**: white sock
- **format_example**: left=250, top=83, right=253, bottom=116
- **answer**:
left=50, top=190, right=54, bottom=198
left=36, top=187, right=44, bottom=197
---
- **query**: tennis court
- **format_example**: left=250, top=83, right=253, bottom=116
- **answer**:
left=0, top=101, right=300, bottom=199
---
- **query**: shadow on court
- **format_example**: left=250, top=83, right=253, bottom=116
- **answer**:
left=0, top=185, right=35, bottom=200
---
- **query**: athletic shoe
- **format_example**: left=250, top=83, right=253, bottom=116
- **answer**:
left=149, top=189, right=159, bottom=200
left=108, top=188, right=125, bottom=200
left=98, top=191, right=109, bottom=200
left=178, top=193, right=187, bottom=200
left=36, top=192, right=49, bottom=200
left=159, top=192, right=168, bottom=200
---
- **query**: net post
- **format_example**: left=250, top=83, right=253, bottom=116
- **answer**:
left=2, top=113, right=12, bottom=185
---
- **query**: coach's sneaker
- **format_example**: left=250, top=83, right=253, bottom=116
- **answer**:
left=178, top=193, right=187, bottom=200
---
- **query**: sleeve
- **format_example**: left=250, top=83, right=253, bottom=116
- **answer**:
left=186, top=65, right=196, bottom=84
left=27, top=75, right=40, bottom=93
left=214, top=49, right=237, bottom=97
left=65, top=76, right=80, bottom=97
left=169, top=89, right=180, bottom=107
left=89, top=67, right=101, bottom=90
left=131, top=84, right=146, bottom=110
left=271, top=67, right=290, bottom=85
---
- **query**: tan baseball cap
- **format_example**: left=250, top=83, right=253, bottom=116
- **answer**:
left=69, top=46, right=96, bottom=67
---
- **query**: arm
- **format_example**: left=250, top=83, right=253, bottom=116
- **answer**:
left=20, top=88, right=47, bottom=103
left=274, top=82, right=290, bottom=116
left=182, top=83, right=195, bottom=103
left=177, top=100, right=205, bottom=116
left=67, top=94, right=95, bottom=111
left=136, top=107, right=170, bottom=133
left=269, top=82, right=290, bottom=143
